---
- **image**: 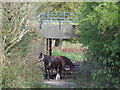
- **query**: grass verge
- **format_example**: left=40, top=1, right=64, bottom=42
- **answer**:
left=52, top=50, right=85, bottom=61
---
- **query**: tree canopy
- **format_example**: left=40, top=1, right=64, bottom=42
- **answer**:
left=77, top=2, right=119, bottom=88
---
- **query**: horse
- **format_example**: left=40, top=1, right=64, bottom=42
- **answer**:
left=38, top=53, right=62, bottom=80
left=38, top=53, right=74, bottom=73
left=56, top=56, right=74, bottom=72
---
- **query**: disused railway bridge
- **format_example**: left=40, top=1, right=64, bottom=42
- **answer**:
left=39, top=11, right=80, bottom=56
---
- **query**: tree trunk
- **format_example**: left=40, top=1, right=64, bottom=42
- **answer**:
left=54, top=39, right=62, bottom=46
left=54, top=39, right=60, bottom=47
left=59, top=39, right=63, bottom=50
left=54, top=39, right=62, bottom=51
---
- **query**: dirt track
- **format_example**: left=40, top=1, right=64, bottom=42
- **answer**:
left=44, top=78, right=76, bottom=88
left=30, top=21, right=85, bottom=88
left=43, top=60, right=85, bottom=88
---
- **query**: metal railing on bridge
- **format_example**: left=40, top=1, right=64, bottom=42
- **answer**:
left=39, top=11, right=80, bottom=29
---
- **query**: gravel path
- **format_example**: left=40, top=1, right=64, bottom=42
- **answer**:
left=44, top=77, right=76, bottom=88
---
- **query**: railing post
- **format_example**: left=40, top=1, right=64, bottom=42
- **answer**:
left=48, top=38, right=52, bottom=56
left=39, top=15, right=43, bottom=29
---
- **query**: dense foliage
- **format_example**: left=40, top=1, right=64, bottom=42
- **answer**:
left=2, top=32, right=50, bottom=88
left=77, top=2, right=120, bottom=88
left=1, top=2, right=120, bottom=88
left=1, top=2, right=49, bottom=88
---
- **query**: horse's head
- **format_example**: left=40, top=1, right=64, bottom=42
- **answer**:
left=38, top=53, right=44, bottom=62
left=38, top=53, right=52, bottom=69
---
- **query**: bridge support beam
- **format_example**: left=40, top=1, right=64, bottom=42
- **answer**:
left=46, top=38, right=52, bottom=56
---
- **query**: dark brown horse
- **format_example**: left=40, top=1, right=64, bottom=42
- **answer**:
left=51, top=56, right=74, bottom=72
left=38, top=53, right=74, bottom=74
left=38, top=53, right=62, bottom=80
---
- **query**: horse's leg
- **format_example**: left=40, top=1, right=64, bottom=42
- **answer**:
left=61, top=59, right=66, bottom=72
left=45, top=69, right=50, bottom=80
left=70, top=66, right=74, bottom=74
left=59, top=68, right=62, bottom=79
left=56, top=64, right=62, bottom=80
left=44, top=69, right=48, bottom=79
left=47, top=70, right=51, bottom=80
left=62, top=65, right=66, bottom=72
left=56, top=67, right=61, bottom=80
left=50, top=69, right=53, bottom=79
left=60, top=62, right=63, bottom=79
left=56, top=72, right=60, bottom=80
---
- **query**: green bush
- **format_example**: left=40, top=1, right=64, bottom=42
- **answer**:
left=74, top=56, right=101, bottom=88
left=76, top=2, right=120, bottom=88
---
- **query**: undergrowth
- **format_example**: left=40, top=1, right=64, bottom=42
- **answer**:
left=2, top=32, right=52, bottom=88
